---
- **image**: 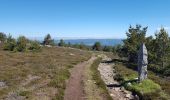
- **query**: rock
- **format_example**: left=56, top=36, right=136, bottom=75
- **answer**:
left=125, top=94, right=131, bottom=98
left=110, top=93, right=114, bottom=97
left=138, top=43, right=148, bottom=82
left=87, top=80, right=91, bottom=82
left=114, top=87, right=120, bottom=91
left=123, top=90, right=130, bottom=94
left=127, top=82, right=131, bottom=86
left=69, top=53, right=75, bottom=56
left=0, top=81, right=6, bottom=87
left=45, top=45, right=52, bottom=47
left=134, top=77, right=138, bottom=80
left=120, top=87, right=125, bottom=91
left=134, top=95, right=140, bottom=100
left=0, top=81, right=7, bottom=89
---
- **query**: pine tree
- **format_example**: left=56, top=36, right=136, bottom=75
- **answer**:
left=155, top=28, right=170, bottom=68
left=3, top=34, right=16, bottom=51
left=123, top=25, right=147, bottom=63
left=16, top=36, right=28, bottom=52
left=0, top=32, right=6, bottom=43
left=92, top=42, right=102, bottom=51
left=43, top=34, right=54, bottom=45
left=58, top=39, right=65, bottom=46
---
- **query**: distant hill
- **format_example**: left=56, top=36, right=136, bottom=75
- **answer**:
left=55, top=39, right=123, bottom=46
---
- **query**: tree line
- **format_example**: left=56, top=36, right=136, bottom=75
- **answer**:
left=0, top=34, right=41, bottom=52
left=0, top=33, right=115, bottom=52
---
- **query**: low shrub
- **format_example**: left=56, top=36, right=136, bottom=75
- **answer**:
left=3, top=35, right=41, bottom=52
left=3, top=35, right=16, bottom=51
left=16, top=36, right=28, bottom=52
left=113, top=73, right=124, bottom=82
left=28, top=41, right=41, bottom=51
left=126, top=79, right=161, bottom=94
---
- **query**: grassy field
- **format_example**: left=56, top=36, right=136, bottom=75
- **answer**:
left=0, top=47, right=91, bottom=99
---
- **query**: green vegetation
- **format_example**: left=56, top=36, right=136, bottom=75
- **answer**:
left=90, top=57, right=112, bottom=100
left=0, top=32, right=7, bottom=42
left=92, top=42, right=102, bottom=51
left=103, top=46, right=113, bottom=52
left=28, top=41, right=41, bottom=51
left=113, top=61, right=170, bottom=100
left=125, top=79, right=161, bottom=95
left=58, top=39, right=66, bottom=47
left=15, top=36, right=28, bottom=52
left=56, top=39, right=118, bottom=53
left=2, top=34, right=41, bottom=52
left=3, top=34, right=16, bottom=51
left=122, top=25, right=147, bottom=63
left=154, top=28, right=170, bottom=68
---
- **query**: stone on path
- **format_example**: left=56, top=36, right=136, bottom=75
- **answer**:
left=0, top=81, right=7, bottom=89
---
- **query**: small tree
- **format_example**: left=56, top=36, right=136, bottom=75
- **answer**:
left=3, top=34, right=16, bottom=51
left=103, top=46, right=113, bottom=52
left=58, top=39, right=65, bottom=46
left=0, top=32, right=7, bottom=43
left=43, top=34, right=54, bottom=45
left=68, top=42, right=71, bottom=47
left=155, top=28, right=170, bottom=68
left=122, top=25, right=147, bottom=63
left=16, top=36, right=28, bottom=52
left=28, top=41, right=41, bottom=51
left=92, top=42, right=102, bottom=51
left=145, top=36, right=157, bottom=64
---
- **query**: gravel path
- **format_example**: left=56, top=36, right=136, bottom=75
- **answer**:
left=98, top=54, right=135, bottom=100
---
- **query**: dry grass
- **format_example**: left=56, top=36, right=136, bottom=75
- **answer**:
left=83, top=57, right=102, bottom=100
left=0, top=47, right=91, bottom=99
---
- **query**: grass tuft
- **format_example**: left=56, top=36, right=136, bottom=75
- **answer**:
left=125, top=79, right=161, bottom=94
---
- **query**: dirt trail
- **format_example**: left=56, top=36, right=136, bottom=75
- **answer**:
left=64, top=56, right=96, bottom=100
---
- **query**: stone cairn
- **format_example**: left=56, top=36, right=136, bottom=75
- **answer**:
left=138, top=43, right=148, bottom=82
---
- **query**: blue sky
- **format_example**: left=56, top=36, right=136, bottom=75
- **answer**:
left=0, top=0, right=170, bottom=39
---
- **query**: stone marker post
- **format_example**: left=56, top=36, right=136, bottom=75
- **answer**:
left=138, top=43, right=148, bottom=82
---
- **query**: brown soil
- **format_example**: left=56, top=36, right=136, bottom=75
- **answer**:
left=64, top=56, right=96, bottom=100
